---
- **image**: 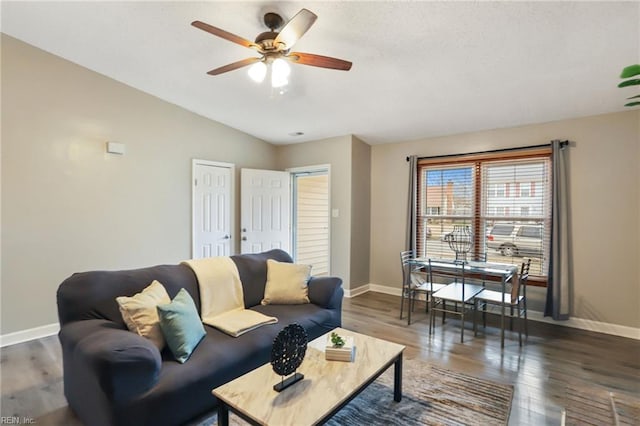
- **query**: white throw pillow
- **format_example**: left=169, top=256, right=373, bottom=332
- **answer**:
left=261, top=259, right=311, bottom=305
left=116, top=280, right=171, bottom=349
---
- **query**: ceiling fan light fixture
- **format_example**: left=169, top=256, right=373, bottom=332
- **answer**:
left=271, top=58, right=290, bottom=88
left=248, top=61, right=267, bottom=83
left=193, top=9, right=351, bottom=87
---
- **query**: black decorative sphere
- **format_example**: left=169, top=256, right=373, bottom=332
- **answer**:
left=271, top=324, right=308, bottom=376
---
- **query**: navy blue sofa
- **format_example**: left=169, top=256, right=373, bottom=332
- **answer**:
left=56, top=249, right=343, bottom=426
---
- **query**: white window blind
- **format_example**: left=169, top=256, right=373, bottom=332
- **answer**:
left=481, top=158, right=551, bottom=276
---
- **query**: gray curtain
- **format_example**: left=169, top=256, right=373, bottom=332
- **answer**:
left=406, top=155, right=418, bottom=253
left=545, top=140, right=571, bottom=320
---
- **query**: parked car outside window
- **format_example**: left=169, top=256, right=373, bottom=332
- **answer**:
left=486, top=223, right=543, bottom=257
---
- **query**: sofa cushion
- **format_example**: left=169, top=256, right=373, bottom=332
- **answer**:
left=157, top=289, right=206, bottom=364
left=262, top=260, right=311, bottom=305
left=116, top=280, right=171, bottom=350
left=57, top=264, right=200, bottom=327
left=251, top=304, right=338, bottom=339
left=231, top=249, right=294, bottom=308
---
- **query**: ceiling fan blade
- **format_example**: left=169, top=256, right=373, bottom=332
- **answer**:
left=287, top=52, right=352, bottom=71
left=274, top=9, right=317, bottom=50
left=207, top=57, right=261, bottom=76
left=192, top=20, right=259, bottom=50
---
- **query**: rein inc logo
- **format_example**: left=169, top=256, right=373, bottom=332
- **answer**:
left=0, top=418, right=35, bottom=424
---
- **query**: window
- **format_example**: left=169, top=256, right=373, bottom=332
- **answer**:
left=417, top=148, right=551, bottom=280
left=417, top=165, right=474, bottom=261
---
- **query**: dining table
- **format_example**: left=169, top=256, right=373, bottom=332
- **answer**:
left=410, top=257, right=519, bottom=343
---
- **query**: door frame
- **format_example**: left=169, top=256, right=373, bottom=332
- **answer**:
left=192, top=159, right=236, bottom=257
left=287, top=164, right=332, bottom=274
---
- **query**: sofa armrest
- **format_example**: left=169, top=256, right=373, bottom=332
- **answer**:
left=308, top=276, right=343, bottom=309
left=60, top=319, right=162, bottom=403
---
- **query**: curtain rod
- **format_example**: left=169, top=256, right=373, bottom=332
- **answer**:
left=406, top=140, right=569, bottom=162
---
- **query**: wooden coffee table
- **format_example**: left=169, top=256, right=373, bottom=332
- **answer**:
left=212, top=327, right=405, bottom=426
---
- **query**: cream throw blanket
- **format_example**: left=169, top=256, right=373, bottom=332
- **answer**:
left=181, top=257, right=277, bottom=337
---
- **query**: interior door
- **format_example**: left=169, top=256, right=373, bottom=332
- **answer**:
left=241, top=169, right=291, bottom=254
left=192, top=161, right=233, bottom=258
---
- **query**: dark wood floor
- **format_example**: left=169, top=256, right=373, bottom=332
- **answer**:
left=1, top=291, right=639, bottom=425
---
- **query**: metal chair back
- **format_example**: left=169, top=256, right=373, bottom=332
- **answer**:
left=510, top=258, right=531, bottom=303
left=400, top=250, right=414, bottom=289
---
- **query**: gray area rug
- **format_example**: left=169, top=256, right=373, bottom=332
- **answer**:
left=192, top=359, right=513, bottom=426
left=563, top=383, right=640, bottom=426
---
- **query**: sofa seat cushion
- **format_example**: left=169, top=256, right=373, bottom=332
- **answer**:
left=250, top=304, right=336, bottom=339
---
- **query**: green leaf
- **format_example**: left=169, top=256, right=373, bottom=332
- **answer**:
left=627, top=94, right=640, bottom=100
left=624, top=101, right=640, bottom=107
left=620, top=64, right=640, bottom=79
left=618, top=79, right=640, bottom=88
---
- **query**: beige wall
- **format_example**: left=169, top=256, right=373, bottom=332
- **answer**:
left=370, top=111, right=640, bottom=328
left=350, top=136, right=371, bottom=287
left=276, top=136, right=353, bottom=288
left=1, top=35, right=278, bottom=334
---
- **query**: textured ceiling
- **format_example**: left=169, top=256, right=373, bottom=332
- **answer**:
left=2, top=1, right=638, bottom=145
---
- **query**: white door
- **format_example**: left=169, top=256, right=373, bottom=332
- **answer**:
left=192, top=160, right=234, bottom=258
left=241, top=169, right=291, bottom=254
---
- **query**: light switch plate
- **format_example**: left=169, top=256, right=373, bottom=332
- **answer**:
left=106, top=142, right=125, bottom=155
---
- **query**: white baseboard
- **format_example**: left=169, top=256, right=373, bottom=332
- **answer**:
left=344, top=284, right=370, bottom=298
left=0, top=323, right=60, bottom=348
left=360, top=284, right=640, bottom=340
left=345, top=284, right=403, bottom=298
left=368, top=284, right=402, bottom=297
left=526, top=311, right=640, bottom=340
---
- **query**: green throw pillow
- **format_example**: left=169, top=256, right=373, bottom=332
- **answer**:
left=157, top=288, right=206, bottom=364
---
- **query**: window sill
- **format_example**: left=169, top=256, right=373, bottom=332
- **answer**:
left=528, top=277, right=548, bottom=288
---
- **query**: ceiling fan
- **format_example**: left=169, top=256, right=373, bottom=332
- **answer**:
left=191, top=8, right=352, bottom=86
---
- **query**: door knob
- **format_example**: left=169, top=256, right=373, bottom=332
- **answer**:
left=242, top=237, right=247, bottom=241
left=242, top=228, right=247, bottom=232
left=223, top=235, right=230, bottom=239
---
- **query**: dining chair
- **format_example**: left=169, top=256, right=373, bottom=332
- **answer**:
left=473, top=258, right=531, bottom=347
left=399, top=251, right=447, bottom=325
left=429, top=259, right=485, bottom=343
